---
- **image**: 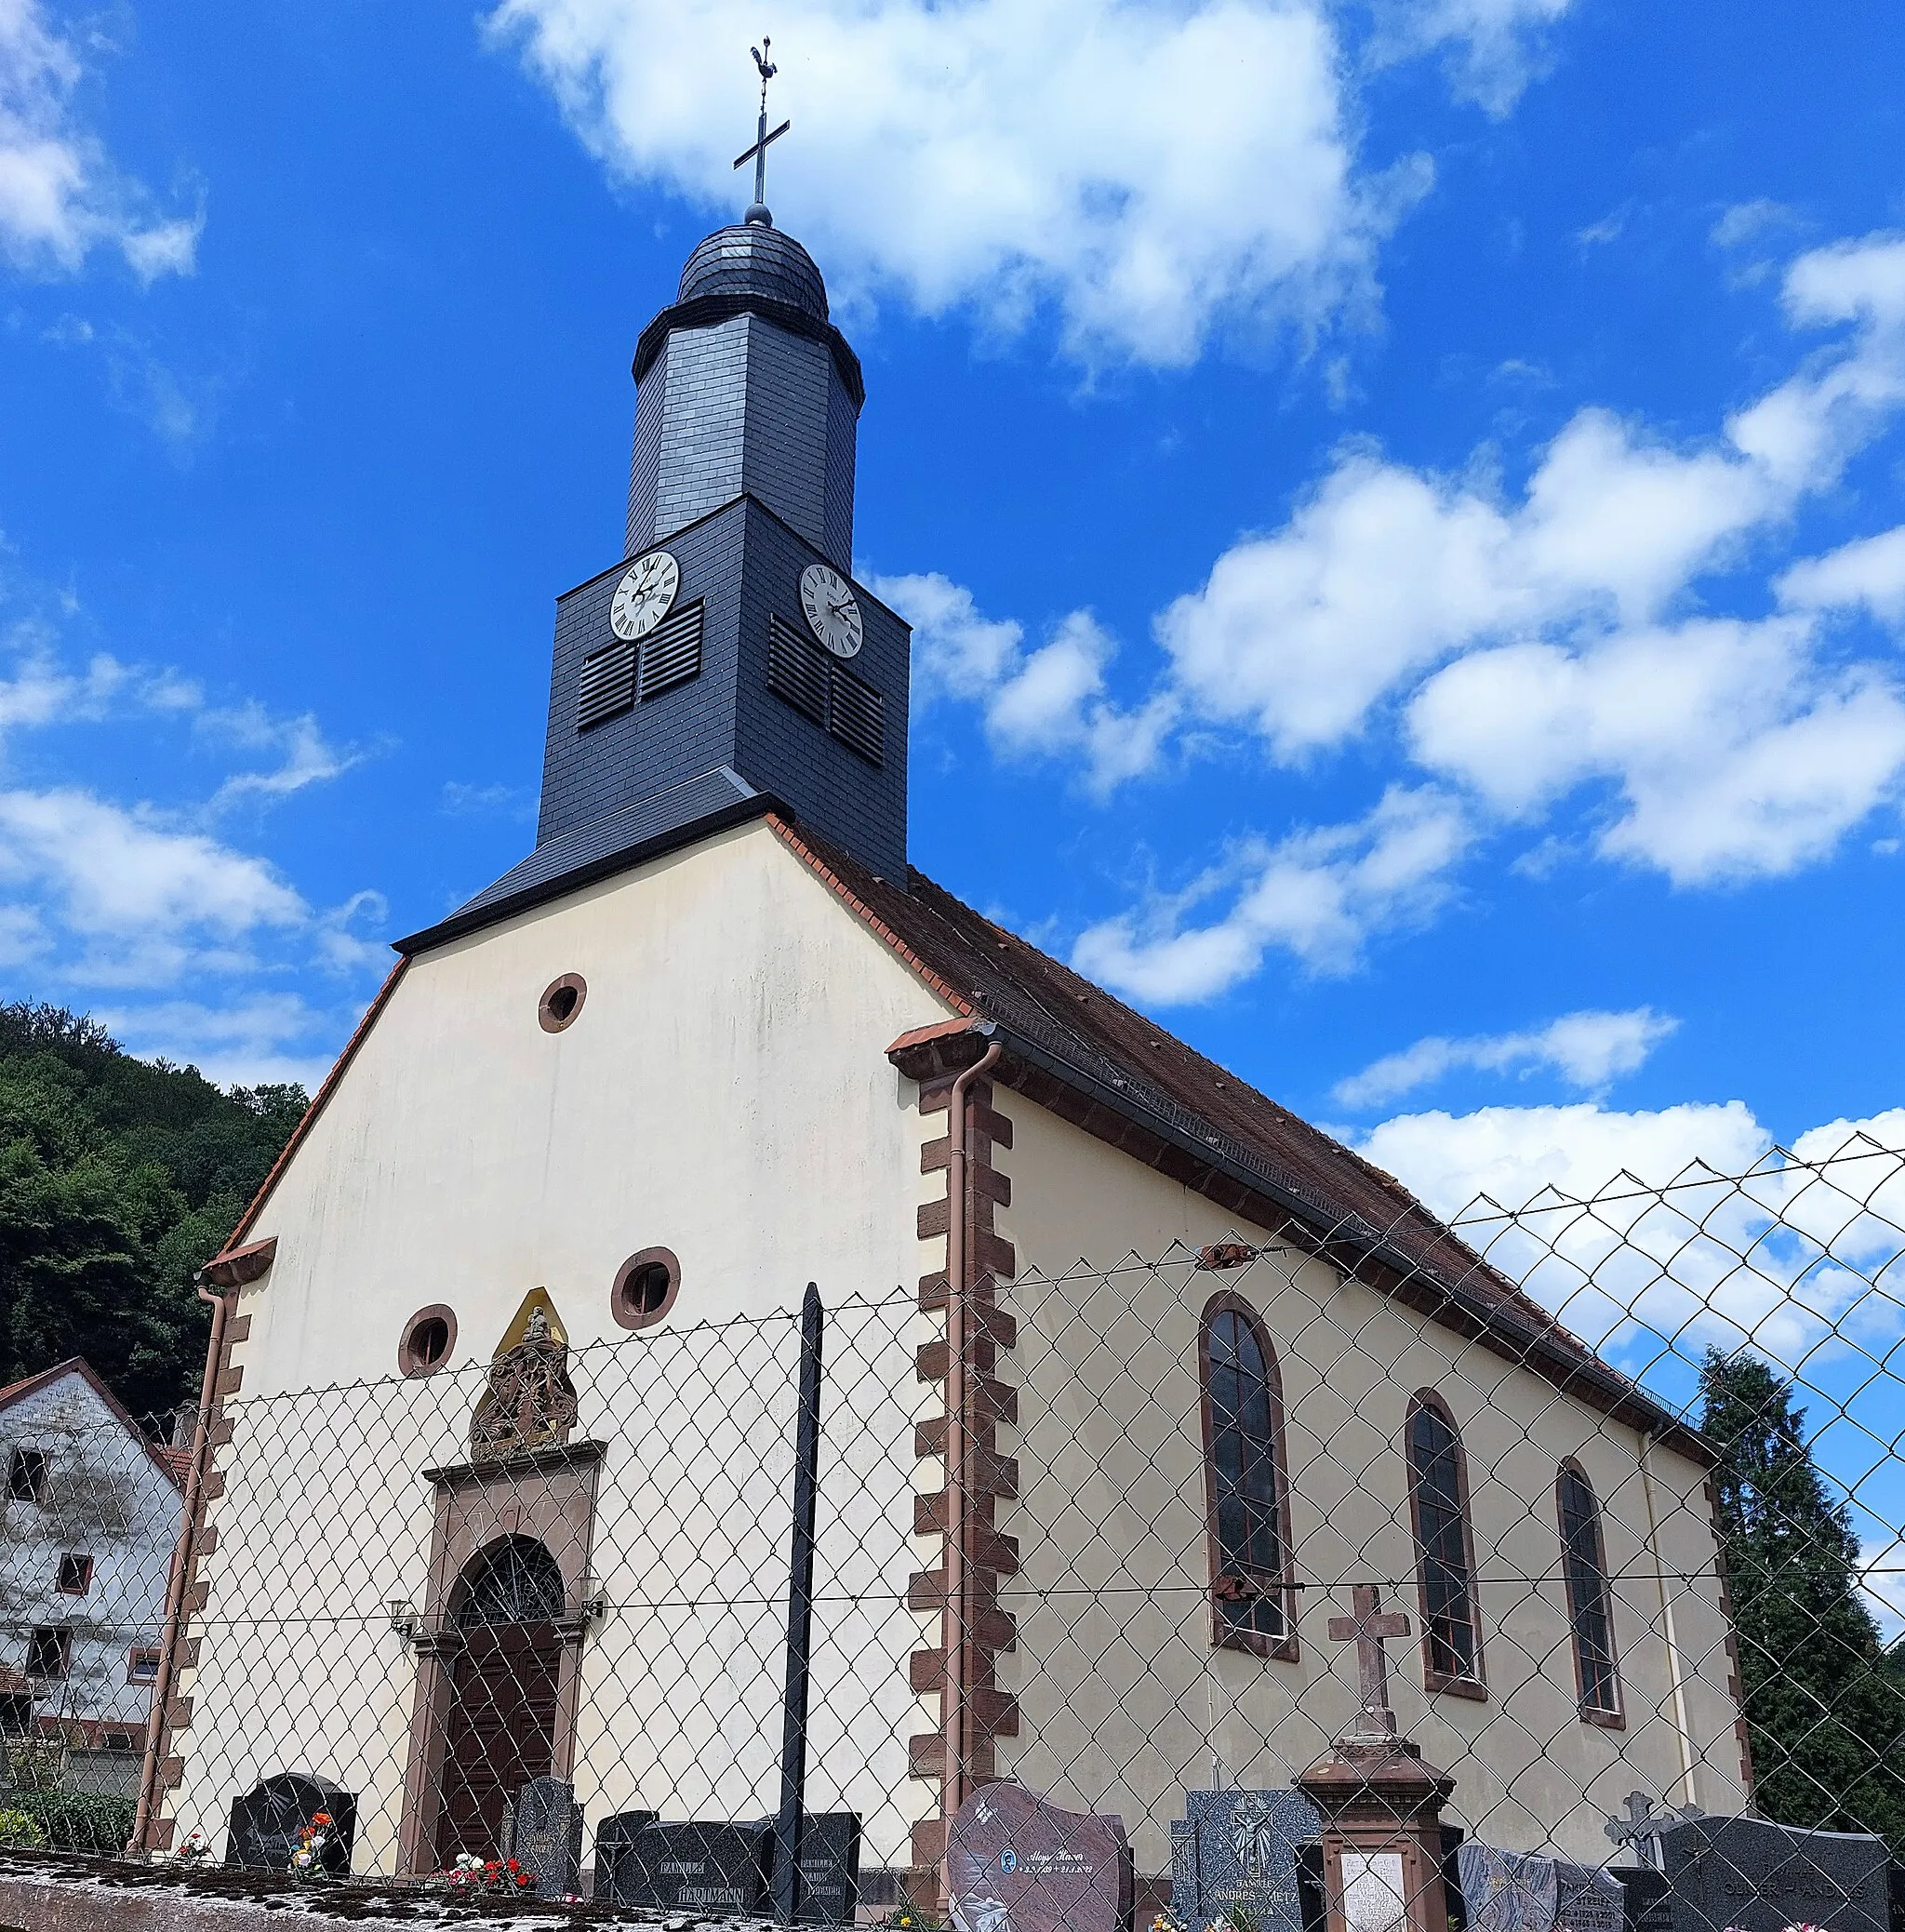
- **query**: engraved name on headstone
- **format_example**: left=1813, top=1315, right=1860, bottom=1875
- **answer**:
left=1342, top=1850, right=1409, bottom=1932
left=1458, top=1845, right=1622, bottom=1932
left=620, top=1818, right=776, bottom=1912
left=1171, top=1789, right=1322, bottom=1932
left=787, top=1811, right=862, bottom=1925
left=225, top=1772, right=355, bottom=1877
left=1660, top=1817, right=1891, bottom=1932
left=947, top=1781, right=1132, bottom=1932
left=503, top=1775, right=582, bottom=1900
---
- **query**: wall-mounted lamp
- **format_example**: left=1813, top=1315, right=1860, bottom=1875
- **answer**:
left=386, top=1599, right=420, bottom=1641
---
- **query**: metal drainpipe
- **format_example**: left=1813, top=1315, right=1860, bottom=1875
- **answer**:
left=940, top=1038, right=1001, bottom=1851
left=132, top=1276, right=231, bottom=1854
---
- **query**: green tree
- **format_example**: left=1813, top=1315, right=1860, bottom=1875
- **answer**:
left=0, top=1004, right=307, bottom=1424
left=1699, top=1350, right=1905, bottom=1848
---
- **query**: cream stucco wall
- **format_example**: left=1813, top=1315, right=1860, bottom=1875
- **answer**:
left=172, top=820, right=949, bottom=1876
left=982, top=1097, right=1748, bottom=1876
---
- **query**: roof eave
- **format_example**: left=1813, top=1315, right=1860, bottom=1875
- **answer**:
left=888, top=1017, right=1711, bottom=1465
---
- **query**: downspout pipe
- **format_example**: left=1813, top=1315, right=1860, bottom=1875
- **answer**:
left=941, top=1035, right=1001, bottom=1845
left=132, top=1276, right=230, bottom=1854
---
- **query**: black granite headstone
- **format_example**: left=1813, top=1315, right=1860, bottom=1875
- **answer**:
left=502, top=1776, right=583, bottom=1899
left=1610, top=1869, right=1671, bottom=1932
left=1887, top=1862, right=1903, bottom=1932
left=1172, top=1790, right=1322, bottom=1932
left=1660, top=1817, right=1891, bottom=1932
left=787, top=1811, right=863, bottom=1925
left=592, top=1809, right=657, bottom=1905
left=225, top=1772, right=355, bottom=1877
left=624, top=1818, right=776, bottom=1912
left=947, top=1781, right=1131, bottom=1932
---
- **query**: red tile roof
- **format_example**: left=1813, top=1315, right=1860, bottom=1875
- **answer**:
left=769, top=818, right=1700, bottom=1455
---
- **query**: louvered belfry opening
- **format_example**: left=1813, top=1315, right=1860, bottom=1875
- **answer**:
left=576, top=602, right=705, bottom=733
left=766, top=612, right=884, bottom=766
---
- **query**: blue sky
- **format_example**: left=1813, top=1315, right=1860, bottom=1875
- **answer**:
left=3, top=2, right=1903, bottom=1244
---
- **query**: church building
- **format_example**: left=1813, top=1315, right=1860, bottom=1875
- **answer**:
left=141, top=166, right=1750, bottom=1900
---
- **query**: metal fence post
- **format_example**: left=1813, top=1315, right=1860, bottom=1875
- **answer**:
left=772, top=1282, right=825, bottom=1925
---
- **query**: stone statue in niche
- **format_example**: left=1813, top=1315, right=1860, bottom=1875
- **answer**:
left=472, top=1304, right=579, bottom=1459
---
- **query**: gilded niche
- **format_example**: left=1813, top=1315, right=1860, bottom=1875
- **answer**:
left=470, top=1290, right=579, bottom=1459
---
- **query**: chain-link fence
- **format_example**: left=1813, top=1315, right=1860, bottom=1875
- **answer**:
left=1, top=1138, right=1899, bottom=1923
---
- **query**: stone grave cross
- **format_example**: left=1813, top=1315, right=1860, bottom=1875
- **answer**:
left=1327, top=1584, right=1411, bottom=1738
left=1604, top=1792, right=1701, bottom=1872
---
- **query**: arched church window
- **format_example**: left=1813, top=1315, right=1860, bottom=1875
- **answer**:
left=452, top=1535, right=566, bottom=1628
left=1557, top=1459, right=1622, bottom=1722
left=1199, top=1295, right=1296, bottom=1658
left=1405, top=1392, right=1486, bottom=1696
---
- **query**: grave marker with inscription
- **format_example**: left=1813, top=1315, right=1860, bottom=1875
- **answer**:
left=947, top=1781, right=1132, bottom=1932
left=503, top=1776, right=582, bottom=1900
left=1456, top=1845, right=1621, bottom=1932
left=1171, top=1789, right=1322, bottom=1932
left=1659, top=1816, right=1891, bottom=1932
left=225, top=1773, right=355, bottom=1878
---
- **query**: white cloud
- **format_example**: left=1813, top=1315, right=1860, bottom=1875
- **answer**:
left=1352, top=1102, right=1905, bottom=1369
left=1333, top=1006, right=1676, bottom=1110
left=486, top=0, right=1415, bottom=366
left=875, top=571, right=1175, bottom=793
left=1407, top=616, right=1905, bottom=884
left=200, top=702, right=364, bottom=808
left=1710, top=199, right=1800, bottom=252
left=94, top=993, right=336, bottom=1091
left=0, top=0, right=202, bottom=280
left=1071, top=784, right=1471, bottom=1000
left=0, top=785, right=306, bottom=984
left=1778, top=524, right=1905, bottom=629
left=1859, top=1537, right=1905, bottom=1642
left=1369, top=0, right=1575, bottom=117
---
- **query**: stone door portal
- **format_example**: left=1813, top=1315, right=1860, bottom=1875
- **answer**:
left=432, top=1537, right=566, bottom=1868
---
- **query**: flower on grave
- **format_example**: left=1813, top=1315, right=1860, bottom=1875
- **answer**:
left=1782, top=1923, right=1832, bottom=1931
left=177, top=1829, right=212, bottom=1862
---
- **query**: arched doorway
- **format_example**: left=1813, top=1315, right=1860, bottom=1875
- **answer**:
left=433, top=1536, right=566, bottom=1867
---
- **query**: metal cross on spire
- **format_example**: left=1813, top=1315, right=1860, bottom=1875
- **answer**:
left=734, top=38, right=791, bottom=226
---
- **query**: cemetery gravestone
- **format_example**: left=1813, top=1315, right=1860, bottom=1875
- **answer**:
left=226, top=1773, right=355, bottom=1878
left=1606, top=1870, right=1670, bottom=1932
left=947, top=1781, right=1133, bottom=1932
left=1458, top=1845, right=1622, bottom=1932
left=787, top=1811, right=862, bottom=1925
left=591, top=1809, right=656, bottom=1905
left=624, top=1817, right=776, bottom=1912
left=1659, top=1817, right=1892, bottom=1932
left=503, top=1776, right=583, bottom=1900
left=1171, top=1789, right=1323, bottom=1932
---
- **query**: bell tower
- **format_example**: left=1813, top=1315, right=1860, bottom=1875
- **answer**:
left=402, top=62, right=911, bottom=953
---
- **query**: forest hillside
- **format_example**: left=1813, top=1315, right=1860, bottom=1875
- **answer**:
left=0, top=1004, right=306, bottom=1427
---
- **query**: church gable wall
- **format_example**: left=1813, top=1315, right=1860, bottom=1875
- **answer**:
left=979, top=1097, right=1745, bottom=1874
left=167, top=819, right=952, bottom=1874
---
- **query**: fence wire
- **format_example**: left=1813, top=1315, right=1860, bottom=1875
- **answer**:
left=0, top=1136, right=1898, bottom=1924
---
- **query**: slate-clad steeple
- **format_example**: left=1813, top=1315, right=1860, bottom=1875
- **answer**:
left=626, top=222, right=862, bottom=569
left=398, top=200, right=911, bottom=955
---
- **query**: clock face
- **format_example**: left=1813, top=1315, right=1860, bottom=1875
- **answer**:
left=800, top=563, right=863, bottom=660
left=609, top=551, right=680, bottom=642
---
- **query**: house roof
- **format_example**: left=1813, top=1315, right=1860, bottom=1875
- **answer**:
left=0, top=1358, right=189, bottom=1490
left=767, top=817, right=1707, bottom=1460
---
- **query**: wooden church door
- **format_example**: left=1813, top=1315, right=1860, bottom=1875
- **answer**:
left=433, top=1536, right=566, bottom=1867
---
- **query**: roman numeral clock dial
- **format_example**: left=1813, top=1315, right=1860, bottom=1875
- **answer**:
left=609, top=550, right=681, bottom=641
left=800, top=563, right=862, bottom=659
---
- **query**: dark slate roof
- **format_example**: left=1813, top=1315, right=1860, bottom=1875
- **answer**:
left=678, top=224, right=829, bottom=321
left=772, top=819, right=1700, bottom=1452
left=394, top=768, right=769, bottom=954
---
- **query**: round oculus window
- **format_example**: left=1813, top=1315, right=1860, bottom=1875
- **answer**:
left=399, top=1304, right=457, bottom=1377
left=611, top=1247, right=681, bottom=1331
left=539, top=973, right=587, bottom=1033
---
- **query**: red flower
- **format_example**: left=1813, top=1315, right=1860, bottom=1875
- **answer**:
left=312, top=1814, right=331, bottom=1827
left=516, top=1875, right=531, bottom=1889
left=507, top=1859, right=521, bottom=1872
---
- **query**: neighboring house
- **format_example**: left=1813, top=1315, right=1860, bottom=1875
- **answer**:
left=0, top=1360, right=184, bottom=1769
left=153, top=200, right=1749, bottom=1885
